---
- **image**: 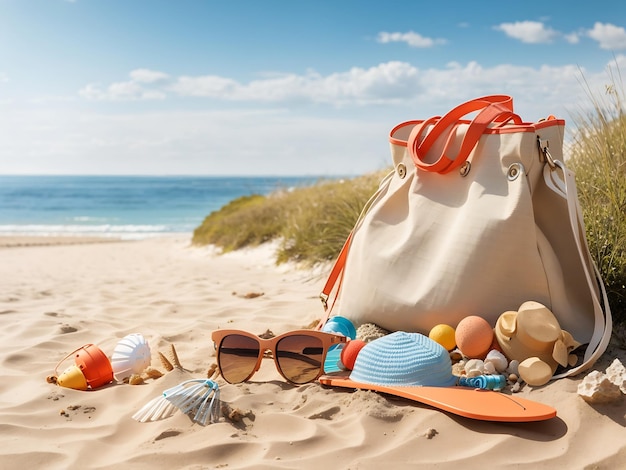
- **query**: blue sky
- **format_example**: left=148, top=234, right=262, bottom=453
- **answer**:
left=1, top=0, right=626, bottom=176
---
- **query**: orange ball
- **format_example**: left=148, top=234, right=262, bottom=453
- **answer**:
left=455, top=316, right=494, bottom=359
left=340, top=340, right=367, bottom=370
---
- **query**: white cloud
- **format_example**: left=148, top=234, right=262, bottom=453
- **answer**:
left=90, top=62, right=422, bottom=105
left=130, top=68, right=170, bottom=83
left=494, top=21, right=558, bottom=44
left=377, top=31, right=446, bottom=48
left=79, top=82, right=166, bottom=101
left=79, top=69, right=169, bottom=101
left=0, top=72, right=8, bottom=83
left=7, top=57, right=620, bottom=176
left=81, top=60, right=593, bottom=115
left=587, top=22, right=626, bottom=50
left=169, top=75, right=239, bottom=98
left=564, top=32, right=580, bottom=44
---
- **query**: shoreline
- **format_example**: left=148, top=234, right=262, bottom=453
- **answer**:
left=0, top=235, right=127, bottom=248
left=0, top=233, right=190, bottom=248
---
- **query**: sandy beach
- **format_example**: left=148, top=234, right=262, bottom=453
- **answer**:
left=1, top=235, right=625, bottom=470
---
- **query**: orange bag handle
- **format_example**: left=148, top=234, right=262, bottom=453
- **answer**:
left=404, top=95, right=521, bottom=174
left=316, top=231, right=352, bottom=330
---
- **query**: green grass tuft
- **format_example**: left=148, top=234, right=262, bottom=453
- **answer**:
left=191, top=172, right=387, bottom=264
left=192, top=194, right=283, bottom=252
left=568, top=79, right=626, bottom=326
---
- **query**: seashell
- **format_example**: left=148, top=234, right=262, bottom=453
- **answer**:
left=144, top=367, right=164, bottom=379
left=110, top=333, right=151, bottom=382
left=449, top=349, right=463, bottom=362
left=451, top=362, right=465, bottom=377
left=485, top=349, right=508, bottom=373
left=483, top=362, right=497, bottom=375
left=506, top=359, right=520, bottom=376
left=128, top=374, right=144, bottom=385
left=464, top=358, right=485, bottom=376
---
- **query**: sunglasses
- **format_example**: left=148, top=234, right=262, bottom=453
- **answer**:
left=211, top=329, right=347, bottom=385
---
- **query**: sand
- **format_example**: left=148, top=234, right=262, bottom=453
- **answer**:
left=1, top=235, right=625, bottom=470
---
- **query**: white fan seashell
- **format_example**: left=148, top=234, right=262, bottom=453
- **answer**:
left=110, top=333, right=151, bottom=381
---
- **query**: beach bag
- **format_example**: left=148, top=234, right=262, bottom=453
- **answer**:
left=320, top=95, right=612, bottom=378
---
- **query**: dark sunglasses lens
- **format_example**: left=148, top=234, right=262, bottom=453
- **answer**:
left=276, top=335, right=324, bottom=384
left=218, top=334, right=260, bottom=383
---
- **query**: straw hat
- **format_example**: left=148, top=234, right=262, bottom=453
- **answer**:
left=349, top=331, right=456, bottom=387
left=494, top=301, right=580, bottom=386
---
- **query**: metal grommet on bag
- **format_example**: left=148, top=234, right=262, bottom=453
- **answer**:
left=396, top=163, right=407, bottom=179
left=507, top=162, right=525, bottom=181
left=459, top=161, right=471, bottom=177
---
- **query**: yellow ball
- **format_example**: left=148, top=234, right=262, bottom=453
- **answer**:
left=429, top=324, right=457, bottom=351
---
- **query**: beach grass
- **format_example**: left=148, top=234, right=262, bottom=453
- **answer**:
left=192, top=171, right=387, bottom=264
left=568, top=78, right=626, bottom=328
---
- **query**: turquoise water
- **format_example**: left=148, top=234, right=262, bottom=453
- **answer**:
left=0, top=175, right=322, bottom=238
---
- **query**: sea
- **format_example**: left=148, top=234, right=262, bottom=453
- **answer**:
left=0, top=175, right=327, bottom=239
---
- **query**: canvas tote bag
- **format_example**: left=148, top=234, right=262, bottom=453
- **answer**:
left=320, top=95, right=612, bottom=379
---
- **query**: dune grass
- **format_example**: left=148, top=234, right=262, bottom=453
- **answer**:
left=192, top=171, right=387, bottom=264
left=568, top=80, right=626, bottom=327
left=192, top=194, right=284, bottom=252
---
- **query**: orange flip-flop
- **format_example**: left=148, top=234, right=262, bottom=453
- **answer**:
left=318, top=374, right=557, bottom=422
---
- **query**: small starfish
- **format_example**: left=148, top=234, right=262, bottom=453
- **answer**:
left=158, top=343, right=184, bottom=371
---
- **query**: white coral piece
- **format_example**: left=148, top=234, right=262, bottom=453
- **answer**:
left=578, top=370, right=623, bottom=404
left=605, top=358, right=626, bottom=394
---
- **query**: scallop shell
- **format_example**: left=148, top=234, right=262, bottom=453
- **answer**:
left=110, top=333, right=151, bottom=381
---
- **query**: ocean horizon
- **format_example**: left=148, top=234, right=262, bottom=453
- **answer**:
left=0, top=175, right=332, bottom=239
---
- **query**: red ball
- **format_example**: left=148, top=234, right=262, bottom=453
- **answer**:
left=340, top=339, right=367, bottom=370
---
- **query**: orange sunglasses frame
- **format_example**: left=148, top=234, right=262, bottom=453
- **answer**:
left=211, top=329, right=347, bottom=385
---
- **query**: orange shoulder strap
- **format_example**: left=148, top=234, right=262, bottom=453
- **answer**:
left=316, top=231, right=352, bottom=329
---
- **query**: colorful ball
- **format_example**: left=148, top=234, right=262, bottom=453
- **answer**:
left=340, top=339, right=367, bottom=370
left=455, top=316, right=494, bottom=359
left=428, top=324, right=457, bottom=351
